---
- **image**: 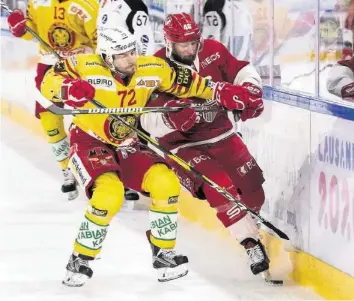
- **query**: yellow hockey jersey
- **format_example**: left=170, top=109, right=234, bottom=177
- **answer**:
left=41, top=54, right=214, bottom=146
left=22, top=0, right=98, bottom=64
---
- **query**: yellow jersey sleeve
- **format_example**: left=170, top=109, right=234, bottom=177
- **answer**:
left=40, top=55, right=82, bottom=104
left=21, top=0, right=37, bottom=41
left=75, top=0, right=98, bottom=50
left=158, top=59, right=214, bottom=100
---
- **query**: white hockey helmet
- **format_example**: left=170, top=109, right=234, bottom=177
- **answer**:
left=96, top=26, right=137, bottom=72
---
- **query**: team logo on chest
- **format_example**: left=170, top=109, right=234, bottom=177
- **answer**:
left=103, top=115, right=137, bottom=144
left=48, top=23, right=75, bottom=51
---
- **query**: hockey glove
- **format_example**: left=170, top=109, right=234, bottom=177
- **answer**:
left=240, top=83, right=264, bottom=121
left=341, top=82, right=354, bottom=101
left=163, top=99, right=197, bottom=132
left=213, top=82, right=251, bottom=111
left=61, top=78, right=95, bottom=107
left=7, top=9, right=26, bottom=37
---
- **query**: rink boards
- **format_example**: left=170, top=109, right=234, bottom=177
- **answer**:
left=1, top=32, right=354, bottom=300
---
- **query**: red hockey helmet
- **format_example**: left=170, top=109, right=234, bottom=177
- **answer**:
left=163, top=13, right=203, bottom=63
left=163, top=13, right=201, bottom=43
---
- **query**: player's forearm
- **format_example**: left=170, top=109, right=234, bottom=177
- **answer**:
left=176, top=75, right=214, bottom=100
left=140, top=113, right=175, bottom=138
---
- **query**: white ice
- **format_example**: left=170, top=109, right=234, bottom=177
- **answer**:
left=0, top=117, right=322, bottom=301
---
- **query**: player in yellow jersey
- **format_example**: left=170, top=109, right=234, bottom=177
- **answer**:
left=40, top=26, right=251, bottom=286
left=7, top=0, right=99, bottom=200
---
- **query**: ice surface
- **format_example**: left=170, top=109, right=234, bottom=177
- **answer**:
left=0, top=117, right=322, bottom=301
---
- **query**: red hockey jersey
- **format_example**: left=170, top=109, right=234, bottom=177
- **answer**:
left=140, top=39, right=261, bottom=152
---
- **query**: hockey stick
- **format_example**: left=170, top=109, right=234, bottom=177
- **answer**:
left=93, top=102, right=289, bottom=240
left=1, top=0, right=61, bottom=60
left=7, top=5, right=289, bottom=240
left=37, top=92, right=289, bottom=240
left=1, top=2, right=221, bottom=116
left=34, top=96, right=223, bottom=116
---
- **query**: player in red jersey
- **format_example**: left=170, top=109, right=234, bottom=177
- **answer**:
left=140, top=13, right=269, bottom=276
left=327, top=54, right=354, bottom=101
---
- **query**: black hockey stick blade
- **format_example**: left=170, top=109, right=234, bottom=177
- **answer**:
left=257, top=219, right=289, bottom=241
left=43, top=96, right=289, bottom=241
left=89, top=98, right=289, bottom=241
left=261, top=271, right=284, bottom=286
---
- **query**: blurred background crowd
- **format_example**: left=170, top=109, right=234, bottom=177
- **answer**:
left=2, top=0, right=354, bottom=103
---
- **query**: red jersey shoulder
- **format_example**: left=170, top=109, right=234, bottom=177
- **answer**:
left=199, top=39, right=228, bottom=69
left=202, top=39, right=227, bottom=50
left=154, top=48, right=167, bottom=59
left=201, top=39, right=230, bottom=56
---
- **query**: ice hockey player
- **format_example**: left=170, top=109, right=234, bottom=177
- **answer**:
left=97, top=0, right=155, bottom=56
left=327, top=54, right=354, bottom=101
left=97, top=0, right=156, bottom=201
left=141, top=13, right=269, bottom=277
left=6, top=0, right=99, bottom=200
left=39, top=25, right=247, bottom=286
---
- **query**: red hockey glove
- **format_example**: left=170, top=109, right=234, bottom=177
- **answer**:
left=341, top=82, right=354, bottom=101
left=213, top=82, right=250, bottom=111
left=240, top=83, right=264, bottom=121
left=7, top=9, right=26, bottom=37
left=61, top=78, right=95, bottom=107
left=163, top=99, right=197, bottom=132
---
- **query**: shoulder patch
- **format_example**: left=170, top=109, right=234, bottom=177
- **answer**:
left=135, top=76, right=160, bottom=89
left=85, top=61, right=105, bottom=68
left=138, top=62, right=164, bottom=68
left=68, top=2, right=92, bottom=22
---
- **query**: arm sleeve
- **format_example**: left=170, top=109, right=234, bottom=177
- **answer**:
left=233, top=64, right=262, bottom=87
left=82, top=0, right=99, bottom=50
left=21, top=0, right=38, bottom=41
left=327, top=64, right=354, bottom=97
left=140, top=112, right=175, bottom=138
left=158, top=60, right=214, bottom=100
left=140, top=93, right=176, bottom=138
left=40, top=57, right=80, bottom=103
